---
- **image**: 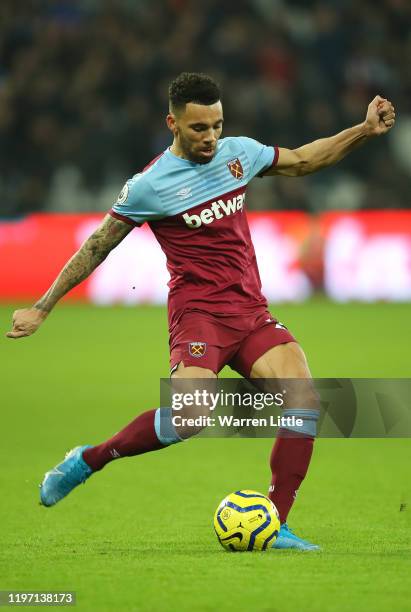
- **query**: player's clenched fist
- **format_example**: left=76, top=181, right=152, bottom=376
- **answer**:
left=364, top=95, right=396, bottom=136
left=6, top=308, right=48, bottom=339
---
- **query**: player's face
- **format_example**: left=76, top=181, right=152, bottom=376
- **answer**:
left=168, top=102, right=224, bottom=164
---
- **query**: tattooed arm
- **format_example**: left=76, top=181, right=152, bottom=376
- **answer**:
left=6, top=214, right=133, bottom=339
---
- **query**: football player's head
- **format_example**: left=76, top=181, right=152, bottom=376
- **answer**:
left=167, top=72, right=223, bottom=164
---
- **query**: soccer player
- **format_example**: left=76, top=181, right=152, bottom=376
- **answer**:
left=7, top=73, right=395, bottom=551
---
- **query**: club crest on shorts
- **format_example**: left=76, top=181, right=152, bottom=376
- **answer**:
left=227, top=158, right=244, bottom=180
left=189, top=342, right=207, bottom=358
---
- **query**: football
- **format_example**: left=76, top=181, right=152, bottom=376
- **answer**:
left=214, top=490, right=280, bottom=551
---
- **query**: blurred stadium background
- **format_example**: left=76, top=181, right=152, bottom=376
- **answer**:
left=2, top=0, right=411, bottom=215
left=1, top=0, right=411, bottom=305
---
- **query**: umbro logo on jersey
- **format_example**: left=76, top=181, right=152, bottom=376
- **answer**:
left=227, top=158, right=244, bottom=180
left=182, top=193, right=245, bottom=228
left=176, top=186, right=192, bottom=200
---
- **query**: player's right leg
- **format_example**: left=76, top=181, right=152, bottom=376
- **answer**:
left=247, top=341, right=320, bottom=551
left=39, top=363, right=216, bottom=507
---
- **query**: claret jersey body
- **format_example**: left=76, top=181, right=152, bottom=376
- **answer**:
left=109, top=136, right=278, bottom=331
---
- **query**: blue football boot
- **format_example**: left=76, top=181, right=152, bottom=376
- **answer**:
left=272, top=523, right=320, bottom=551
left=40, top=445, right=94, bottom=507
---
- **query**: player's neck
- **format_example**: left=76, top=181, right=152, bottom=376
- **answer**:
left=169, top=141, right=189, bottom=161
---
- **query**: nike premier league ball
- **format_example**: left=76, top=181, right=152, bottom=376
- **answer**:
left=214, top=490, right=280, bottom=551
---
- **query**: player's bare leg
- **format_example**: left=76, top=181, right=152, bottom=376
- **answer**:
left=250, top=341, right=311, bottom=379
left=39, top=363, right=216, bottom=507
left=170, top=362, right=217, bottom=439
left=250, top=342, right=320, bottom=551
left=172, top=363, right=216, bottom=379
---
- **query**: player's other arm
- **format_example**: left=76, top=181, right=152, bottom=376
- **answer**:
left=266, top=96, right=395, bottom=177
left=6, top=214, right=133, bottom=339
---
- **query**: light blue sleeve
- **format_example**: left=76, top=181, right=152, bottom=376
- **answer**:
left=237, top=136, right=278, bottom=179
left=110, top=173, right=163, bottom=226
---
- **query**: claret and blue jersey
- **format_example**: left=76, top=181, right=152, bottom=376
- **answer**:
left=109, top=136, right=279, bottom=330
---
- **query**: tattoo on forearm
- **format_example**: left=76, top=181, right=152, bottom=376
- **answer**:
left=34, top=216, right=132, bottom=312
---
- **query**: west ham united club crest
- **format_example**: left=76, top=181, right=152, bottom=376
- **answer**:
left=189, top=342, right=207, bottom=358
left=227, top=158, right=244, bottom=180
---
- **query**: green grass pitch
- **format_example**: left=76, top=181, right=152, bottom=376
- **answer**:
left=0, top=301, right=410, bottom=612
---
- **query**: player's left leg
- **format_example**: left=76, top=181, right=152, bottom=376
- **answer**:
left=249, top=342, right=320, bottom=551
left=39, top=401, right=179, bottom=507
left=40, top=313, right=228, bottom=507
left=39, top=368, right=217, bottom=507
left=39, top=407, right=170, bottom=507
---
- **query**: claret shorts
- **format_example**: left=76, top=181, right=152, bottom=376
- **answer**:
left=169, top=309, right=296, bottom=377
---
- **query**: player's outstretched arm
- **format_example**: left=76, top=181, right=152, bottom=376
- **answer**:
left=266, top=95, right=395, bottom=177
left=6, top=214, right=133, bottom=339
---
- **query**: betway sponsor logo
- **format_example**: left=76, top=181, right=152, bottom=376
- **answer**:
left=182, top=193, right=245, bottom=228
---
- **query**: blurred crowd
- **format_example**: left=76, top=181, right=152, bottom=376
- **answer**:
left=1, top=0, right=411, bottom=216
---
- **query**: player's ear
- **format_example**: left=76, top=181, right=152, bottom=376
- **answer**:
left=166, top=113, right=177, bottom=135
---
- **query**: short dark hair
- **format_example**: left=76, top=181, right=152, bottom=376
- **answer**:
left=169, top=72, right=221, bottom=112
